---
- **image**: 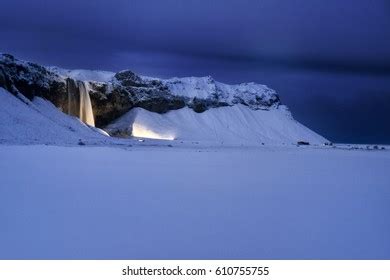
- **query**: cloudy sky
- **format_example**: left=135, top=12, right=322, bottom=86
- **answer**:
left=1, top=0, right=390, bottom=143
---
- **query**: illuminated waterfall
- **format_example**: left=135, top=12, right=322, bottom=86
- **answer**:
left=78, top=81, right=95, bottom=127
left=67, top=78, right=79, bottom=117
left=66, top=78, right=95, bottom=127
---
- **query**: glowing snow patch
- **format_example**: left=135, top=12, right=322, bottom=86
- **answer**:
left=132, top=123, right=175, bottom=140
left=93, top=127, right=110, bottom=137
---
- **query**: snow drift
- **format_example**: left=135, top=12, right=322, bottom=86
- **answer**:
left=105, top=74, right=327, bottom=145
left=106, top=105, right=327, bottom=145
left=0, top=88, right=108, bottom=145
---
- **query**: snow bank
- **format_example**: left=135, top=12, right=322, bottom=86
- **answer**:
left=0, top=88, right=109, bottom=145
left=106, top=105, right=327, bottom=145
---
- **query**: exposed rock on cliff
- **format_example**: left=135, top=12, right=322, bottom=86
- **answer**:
left=0, top=54, right=281, bottom=128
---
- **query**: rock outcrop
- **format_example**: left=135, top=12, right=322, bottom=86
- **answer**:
left=0, top=54, right=282, bottom=128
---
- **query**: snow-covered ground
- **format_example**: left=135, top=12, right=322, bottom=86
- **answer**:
left=1, top=71, right=389, bottom=260
left=0, top=88, right=111, bottom=145
left=0, top=144, right=389, bottom=259
left=106, top=106, right=326, bottom=145
left=1, top=87, right=326, bottom=146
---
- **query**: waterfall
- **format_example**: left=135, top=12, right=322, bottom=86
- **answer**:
left=67, top=78, right=79, bottom=117
left=78, top=81, right=95, bottom=127
left=66, top=78, right=95, bottom=127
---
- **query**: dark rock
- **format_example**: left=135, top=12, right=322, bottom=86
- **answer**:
left=90, top=87, right=134, bottom=127
left=66, top=78, right=80, bottom=117
left=188, top=97, right=208, bottom=113
left=0, top=66, right=11, bottom=92
left=1, top=54, right=284, bottom=131
left=114, top=70, right=145, bottom=87
left=0, top=53, right=67, bottom=103
left=188, top=97, right=230, bottom=113
left=136, top=97, right=186, bottom=113
left=297, top=141, right=310, bottom=145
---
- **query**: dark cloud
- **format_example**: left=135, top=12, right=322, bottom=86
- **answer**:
left=2, top=0, right=390, bottom=70
left=263, top=71, right=390, bottom=144
left=1, top=0, right=390, bottom=143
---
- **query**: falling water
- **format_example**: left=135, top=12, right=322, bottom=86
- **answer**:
left=66, top=78, right=95, bottom=127
left=78, top=81, right=95, bottom=127
left=67, top=78, right=79, bottom=117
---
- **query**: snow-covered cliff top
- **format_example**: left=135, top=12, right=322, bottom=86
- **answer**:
left=156, top=75, right=280, bottom=110
left=48, top=66, right=115, bottom=83
left=1, top=53, right=281, bottom=112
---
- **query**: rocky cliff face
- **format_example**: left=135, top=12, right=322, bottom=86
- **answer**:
left=0, top=54, right=282, bottom=128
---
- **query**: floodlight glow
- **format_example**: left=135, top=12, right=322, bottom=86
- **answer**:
left=132, top=123, right=174, bottom=140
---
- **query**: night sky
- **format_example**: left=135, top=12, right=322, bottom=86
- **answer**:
left=1, top=0, right=390, bottom=144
